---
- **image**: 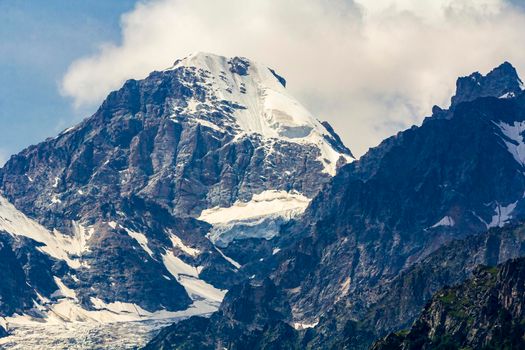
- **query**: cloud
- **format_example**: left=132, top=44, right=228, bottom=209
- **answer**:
left=61, top=0, right=525, bottom=156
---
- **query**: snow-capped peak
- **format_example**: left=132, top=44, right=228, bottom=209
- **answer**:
left=167, top=52, right=352, bottom=175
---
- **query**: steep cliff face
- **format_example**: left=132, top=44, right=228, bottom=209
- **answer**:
left=0, top=52, right=351, bottom=335
left=372, top=257, right=525, bottom=350
left=144, top=62, right=525, bottom=349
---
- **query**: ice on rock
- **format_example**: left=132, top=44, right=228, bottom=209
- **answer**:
left=431, top=216, right=455, bottom=228
left=488, top=201, right=517, bottom=228
left=167, top=52, right=352, bottom=175
left=199, top=190, right=311, bottom=247
left=0, top=195, right=91, bottom=269
left=495, top=120, right=525, bottom=167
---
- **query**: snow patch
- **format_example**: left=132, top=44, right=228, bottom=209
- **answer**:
left=177, top=276, right=226, bottom=303
left=185, top=97, right=199, bottom=113
left=168, top=230, right=200, bottom=257
left=162, top=251, right=200, bottom=278
left=194, top=118, right=225, bottom=133
left=90, top=298, right=147, bottom=316
left=51, top=277, right=77, bottom=300
left=292, top=321, right=318, bottom=330
left=495, top=121, right=525, bottom=167
left=488, top=201, right=517, bottom=228
left=431, top=216, right=455, bottom=228
left=199, top=190, right=310, bottom=225
left=162, top=251, right=226, bottom=306
left=215, top=246, right=241, bottom=269
left=0, top=196, right=92, bottom=269
left=125, top=228, right=154, bottom=257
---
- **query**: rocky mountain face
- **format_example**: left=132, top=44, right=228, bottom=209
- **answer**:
left=0, top=52, right=351, bottom=339
left=371, top=257, right=525, bottom=350
left=144, top=278, right=302, bottom=350
left=143, top=222, right=525, bottom=350
left=450, top=61, right=523, bottom=107
left=305, top=221, right=525, bottom=349
left=144, top=62, right=525, bottom=349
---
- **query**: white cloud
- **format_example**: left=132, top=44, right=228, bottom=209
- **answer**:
left=61, top=0, right=525, bottom=156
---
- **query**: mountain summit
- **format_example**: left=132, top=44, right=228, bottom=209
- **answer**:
left=451, top=61, right=523, bottom=107
left=164, top=52, right=353, bottom=168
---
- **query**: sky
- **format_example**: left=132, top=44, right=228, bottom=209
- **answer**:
left=0, top=0, right=136, bottom=164
left=2, top=0, right=525, bottom=165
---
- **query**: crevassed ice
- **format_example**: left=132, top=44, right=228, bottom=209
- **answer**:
left=199, top=190, right=310, bottom=225
left=200, top=190, right=311, bottom=247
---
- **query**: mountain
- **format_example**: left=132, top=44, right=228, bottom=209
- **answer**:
left=2, top=55, right=524, bottom=349
left=144, top=62, right=525, bottom=349
left=371, top=257, right=525, bottom=350
left=0, top=52, right=351, bottom=346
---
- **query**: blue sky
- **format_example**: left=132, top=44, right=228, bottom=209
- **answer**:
left=0, top=0, right=137, bottom=163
